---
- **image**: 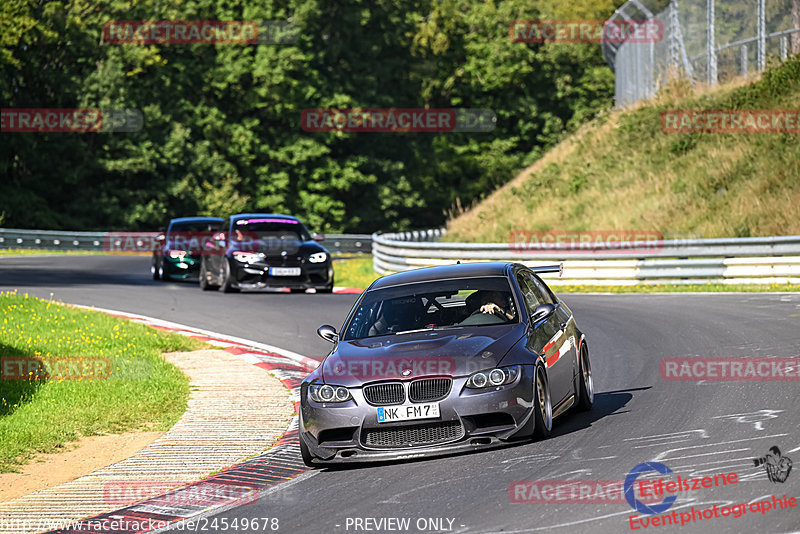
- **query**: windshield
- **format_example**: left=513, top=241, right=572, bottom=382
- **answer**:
left=167, top=220, right=221, bottom=235
left=342, top=276, right=518, bottom=340
left=232, top=218, right=311, bottom=241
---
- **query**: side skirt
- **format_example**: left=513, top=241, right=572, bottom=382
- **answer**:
left=552, top=394, right=575, bottom=419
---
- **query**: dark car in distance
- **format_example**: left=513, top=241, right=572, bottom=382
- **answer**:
left=199, top=213, right=334, bottom=293
left=151, top=216, right=225, bottom=281
left=299, top=262, right=593, bottom=466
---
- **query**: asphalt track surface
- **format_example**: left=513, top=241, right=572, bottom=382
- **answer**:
left=2, top=255, right=799, bottom=534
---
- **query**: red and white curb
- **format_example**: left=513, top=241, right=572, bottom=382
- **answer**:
left=46, top=307, right=319, bottom=534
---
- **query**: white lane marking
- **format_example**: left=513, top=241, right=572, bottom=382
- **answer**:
left=376, top=474, right=475, bottom=504
left=652, top=433, right=789, bottom=461
left=652, top=448, right=751, bottom=462
left=625, top=429, right=708, bottom=448
left=712, top=409, right=784, bottom=431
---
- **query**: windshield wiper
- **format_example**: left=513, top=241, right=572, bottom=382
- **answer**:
left=394, top=325, right=464, bottom=335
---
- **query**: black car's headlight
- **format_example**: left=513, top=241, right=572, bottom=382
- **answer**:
left=308, top=252, right=328, bottom=263
left=465, top=365, right=520, bottom=389
left=232, top=251, right=264, bottom=263
left=309, top=384, right=352, bottom=402
left=168, top=250, right=187, bottom=259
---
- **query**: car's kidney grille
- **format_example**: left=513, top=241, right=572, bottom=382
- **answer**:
left=363, top=383, right=405, bottom=405
left=409, top=378, right=452, bottom=402
left=363, top=421, right=464, bottom=448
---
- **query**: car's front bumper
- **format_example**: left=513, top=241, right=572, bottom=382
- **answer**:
left=299, top=366, right=536, bottom=464
left=230, top=260, right=332, bottom=289
left=164, top=255, right=201, bottom=279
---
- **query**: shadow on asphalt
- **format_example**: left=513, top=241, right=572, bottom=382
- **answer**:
left=314, top=385, right=650, bottom=473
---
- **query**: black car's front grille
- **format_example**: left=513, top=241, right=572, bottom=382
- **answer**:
left=363, top=383, right=405, bottom=405
left=362, top=421, right=464, bottom=448
left=409, top=378, right=452, bottom=402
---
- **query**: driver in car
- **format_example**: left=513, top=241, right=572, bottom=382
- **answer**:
left=478, top=290, right=515, bottom=321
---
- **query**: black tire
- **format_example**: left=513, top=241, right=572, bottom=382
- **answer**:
left=317, top=276, right=334, bottom=293
left=290, top=288, right=306, bottom=293
left=151, top=258, right=160, bottom=280
left=575, top=344, right=594, bottom=411
left=158, top=262, right=169, bottom=281
left=533, top=366, right=553, bottom=439
left=299, top=434, right=315, bottom=467
left=199, top=259, right=219, bottom=291
left=219, top=259, right=240, bottom=293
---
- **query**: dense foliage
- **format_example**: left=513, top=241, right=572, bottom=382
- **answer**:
left=1, top=0, right=618, bottom=232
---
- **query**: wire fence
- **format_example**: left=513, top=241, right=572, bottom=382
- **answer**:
left=604, top=0, right=800, bottom=106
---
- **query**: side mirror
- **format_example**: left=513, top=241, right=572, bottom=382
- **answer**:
left=530, top=303, right=555, bottom=325
left=317, top=324, right=339, bottom=343
left=312, top=232, right=325, bottom=242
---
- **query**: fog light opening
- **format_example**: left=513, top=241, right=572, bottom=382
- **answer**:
left=470, top=437, right=492, bottom=446
left=340, top=450, right=358, bottom=458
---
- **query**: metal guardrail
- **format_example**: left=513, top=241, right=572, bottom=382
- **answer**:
left=372, top=230, right=800, bottom=285
left=0, top=228, right=372, bottom=255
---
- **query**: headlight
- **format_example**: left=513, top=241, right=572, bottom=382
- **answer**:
left=168, top=250, right=187, bottom=259
left=309, top=384, right=352, bottom=403
left=308, top=252, right=328, bottom=263
left=465, top=366, right=520, bottom=389
left=233, top=251, right=264, bottom=263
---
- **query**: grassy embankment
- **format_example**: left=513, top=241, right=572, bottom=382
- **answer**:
left=0, top=291, right=203, bottom=472
left=440, top=56, right=800, bottom=293
left=446, top=56, right=800, bottom=242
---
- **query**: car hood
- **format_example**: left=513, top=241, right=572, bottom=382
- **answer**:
left=320, top=325, right=525, bottom=386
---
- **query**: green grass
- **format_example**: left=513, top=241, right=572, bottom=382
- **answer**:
left=554, top=282, right=799, bottom=293
left=0, top=290, right=203, bottom=472
left=332, top=256, right=798, bottom=292
left=334, top=256, right=380, bottom=289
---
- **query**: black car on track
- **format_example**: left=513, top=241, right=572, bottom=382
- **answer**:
left=151, top=216, right=225, bottom=281
left=199, top=213, right=334, bottom=293
left=299, top=261, right=593, bottom=466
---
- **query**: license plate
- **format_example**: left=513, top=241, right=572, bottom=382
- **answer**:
left=377, top=403, right=440, bottom=423
left=268, top=267, right=301, bottom=276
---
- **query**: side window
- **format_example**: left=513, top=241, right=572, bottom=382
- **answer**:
left=530, top=275, right=555, bottom=305
left=515, top=273, right=542, bottom=313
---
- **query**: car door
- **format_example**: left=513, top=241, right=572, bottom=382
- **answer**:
left=532, top=274, right=578, bottom=399
left=516, top=270, right=572, bottom=407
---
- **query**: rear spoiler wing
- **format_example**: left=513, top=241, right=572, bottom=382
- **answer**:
left=529, top=263, right=563, bottom=277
